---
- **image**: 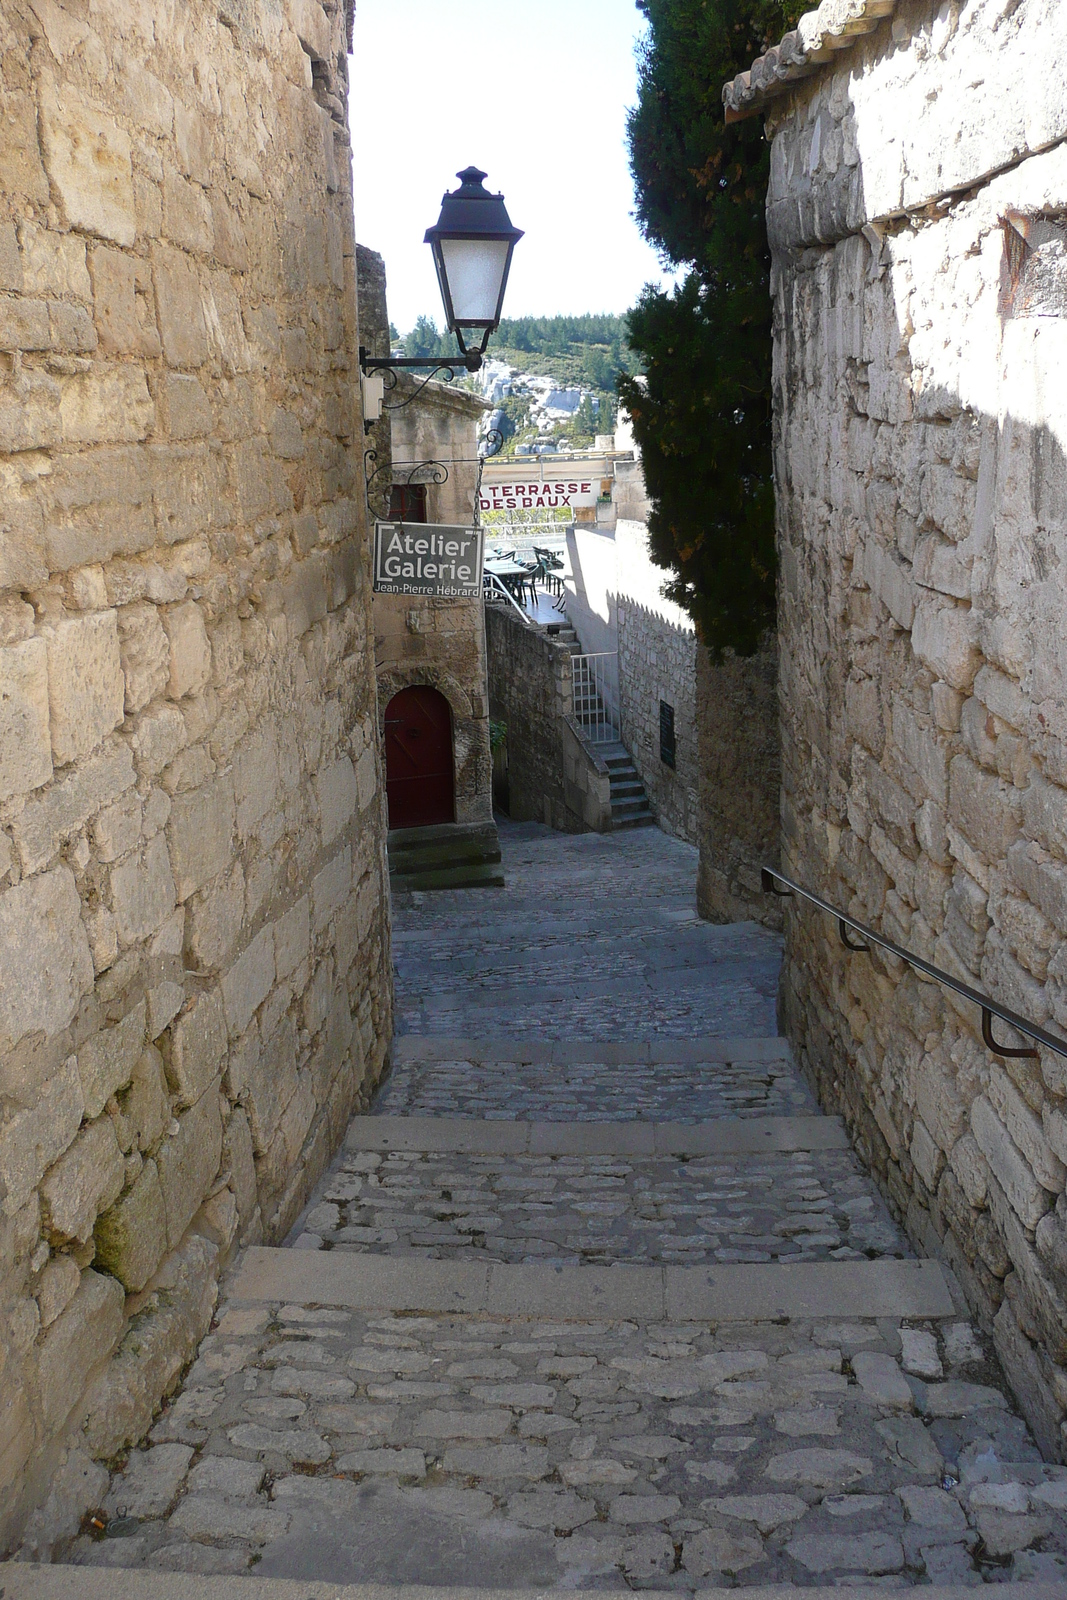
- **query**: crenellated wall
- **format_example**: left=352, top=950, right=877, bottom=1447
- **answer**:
left=0, top=0, right=390, bottom=1551
left=757, top=0, right=1067, bottom=1458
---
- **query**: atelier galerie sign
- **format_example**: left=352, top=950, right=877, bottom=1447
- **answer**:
left=373, top=522, right=485, bottom=598
left=478, top=478, right=597, bottom=513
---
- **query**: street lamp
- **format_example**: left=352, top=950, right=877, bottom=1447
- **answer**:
left=360, top=167, right=523, bottom=380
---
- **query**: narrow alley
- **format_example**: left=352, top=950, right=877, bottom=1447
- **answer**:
left=11, top=825, right=1067, bottom=1596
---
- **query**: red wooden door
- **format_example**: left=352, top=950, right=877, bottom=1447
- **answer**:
left=383, top=687, right=455, bottom=830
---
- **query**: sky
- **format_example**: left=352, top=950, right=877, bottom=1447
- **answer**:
left=350, top=0, right=678, bottom=335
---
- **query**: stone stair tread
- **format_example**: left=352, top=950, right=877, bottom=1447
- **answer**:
left=10, top=1572, right=1060, bottom=1600
left=391, top=863, right=506, bottom=893
left=389, top=840, right=503, bottom=871
left=391, top=1034, right=794, bottom=1065
left=231, top=1245, right=957, bottom=1321
left=347, top=1112, right=848, bottom=1155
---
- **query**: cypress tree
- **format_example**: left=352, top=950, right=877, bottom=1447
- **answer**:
left=619, top=0, right=804, bottom=657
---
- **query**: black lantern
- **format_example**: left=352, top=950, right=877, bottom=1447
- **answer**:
left=425, top=168, right=524, bottom=359
left=359, top=166, right=522, bottom=379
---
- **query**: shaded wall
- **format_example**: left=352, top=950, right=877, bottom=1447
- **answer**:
left=696, top=641, right=781, bottom=927
left=766, top=0, right=1067, bottom=1458
left=0, top=0, right=391, bottom=1550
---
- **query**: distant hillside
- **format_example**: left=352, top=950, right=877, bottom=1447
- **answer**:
left=397, top=312, right=641, bottom=452
left=399, top=312, right=639, bottom=388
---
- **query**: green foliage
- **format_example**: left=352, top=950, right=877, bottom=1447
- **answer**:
left=401, top=314, right=453, bottom=360
left=621, top=0, right=804, bottom=657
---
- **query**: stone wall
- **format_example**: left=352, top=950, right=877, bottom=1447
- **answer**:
left=0, top=0, right=390, bottom=1550
left=759, top=0, right=1067, bottom=1457
left=486, top=604, right=591, bottom=832
left=618, top=599, right=699, bottom=846
left=695, top=641, right=781, bottom=928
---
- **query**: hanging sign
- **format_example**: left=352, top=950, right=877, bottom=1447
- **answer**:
left=373, top=522, right=485, bottom=598
left=478, top=478, right=598, bottom=512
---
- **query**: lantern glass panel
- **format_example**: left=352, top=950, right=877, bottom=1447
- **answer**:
left=439, top=238, right=511, bottom=325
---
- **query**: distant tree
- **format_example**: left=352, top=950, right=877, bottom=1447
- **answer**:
left=402, top=315, right=452, bottom=360
left=619, top=0, right=804, bottom=657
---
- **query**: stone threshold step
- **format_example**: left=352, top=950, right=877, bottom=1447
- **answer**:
left=392, top=1036, right=792, bottom=1066
left=7, top=1572, right=1064, bottom=1600
left=349, top=1113, right=847, bottom=1157
left=231, top=1247, right=956, bottom=1322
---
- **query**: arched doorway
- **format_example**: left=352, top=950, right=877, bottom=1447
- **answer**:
left=383, top=686, right=455, bottom=830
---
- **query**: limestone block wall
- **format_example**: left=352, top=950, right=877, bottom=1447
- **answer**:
left=763, top=0, right=1067, bottom=1457
left=695, top=641, right=781, bottom=928
left=0, top=0, right=390, bottom=1550
left=618, top=599, right=699, bottom=846
left=486, top=604, right=589, bottom=832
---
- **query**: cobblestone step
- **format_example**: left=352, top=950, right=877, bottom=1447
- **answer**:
left=9, top=1569, right=1067, bottom=1600
left=344, top=1112, right=848, bottom=1155
left=231, top=1247, right=955, bottom=1321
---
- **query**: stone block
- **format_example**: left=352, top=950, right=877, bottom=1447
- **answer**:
left=987, top=1069, right=1066, bottom=1194
left=167, top=988, right=227, bottom=1107
left=92, top=792, right=142, bottom=862
left=89, top=244, right=139, bottom=354
left=312, top=845, right=351, bottom=933
left=111, top=833, right=177, bottom=945
left=1022, top=777, right=1067, bottom=859
left=0, top=297, right=50, bottom=351
left=161, top=374, right=212, bottom=440
left=162, top=172, right=213, bottom=255
left=163, top=601, right=211, bottom=699
left=223, top=1106, right=257, bottom=1232
left=234, top=721, right=280, bottom=837
left=0, top=866, right=93, bottom=1049
left=37, top=1268, right=125, bottom=1435
left=94, top=1158, right=168, bottom=1291
left=152, top=243, right=208, bottom=368
left=41, top=1114, right=125, bottom=1244
left=948, top=755, right=1019, bottom=863
left=912, top=597, right=980, bottom=693
left=222, top=924, right=275, bottom=1037
left=38, top=83, right=135, bottom=245
left=13, top=743, right=136, bottom=875
left=59, top=367, right=153, bottom=446
left=316, top=756, right=357, bottom=846
left=0, top=1056, right=84, bottom=1216
left=43, top=611, right=125, bottom=766
left=274, top=895, right=310, bottom=980
left=166, top=773, right=235, bottom=900
left=0, top=90, right=50, bottom=203
left=185, top=863, right=245, bottom=971
left=121, top=1046, right=170, bottom=1153
left=37, top=1253, right=82, bottom=1329
left=157, top=1081, right=224, bottom=1248
left=131, top=703, right=186, bottom=778
left=80, top=1232, right=218, bottom=1459
left=972, top=1096, right=1051, bottom=1232
left=118, top=602, right=170, bottom=713
left=78, top=1000, right=147, bottom=1120
left=106, top=1442, right=193, bottom=1520
left=0, top=637, right=53, bottom=801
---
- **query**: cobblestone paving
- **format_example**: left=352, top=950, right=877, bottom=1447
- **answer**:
left=62, top=822, right=1067, bottom=1587
left=392, top=822, right=782, bottom=1041
left=70, top=1304, right=1067, bottom=1587
left=374, top=1054, right=816, bottom=1122
left=293, top=1148, right=908, bottom=1266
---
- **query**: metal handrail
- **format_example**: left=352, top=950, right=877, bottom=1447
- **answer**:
left=482, top=571, right=535, bottom=627
left=761, top=865, right=1067, bottom=1063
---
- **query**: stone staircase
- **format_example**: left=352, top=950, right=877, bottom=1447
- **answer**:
left=10, top=824, right=1067, bottom=1597
left=602, top=741, right=655, bottom=829
left=387, top=821, right=504, bottom=893
left=545, top=624, right=655, bottom=831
